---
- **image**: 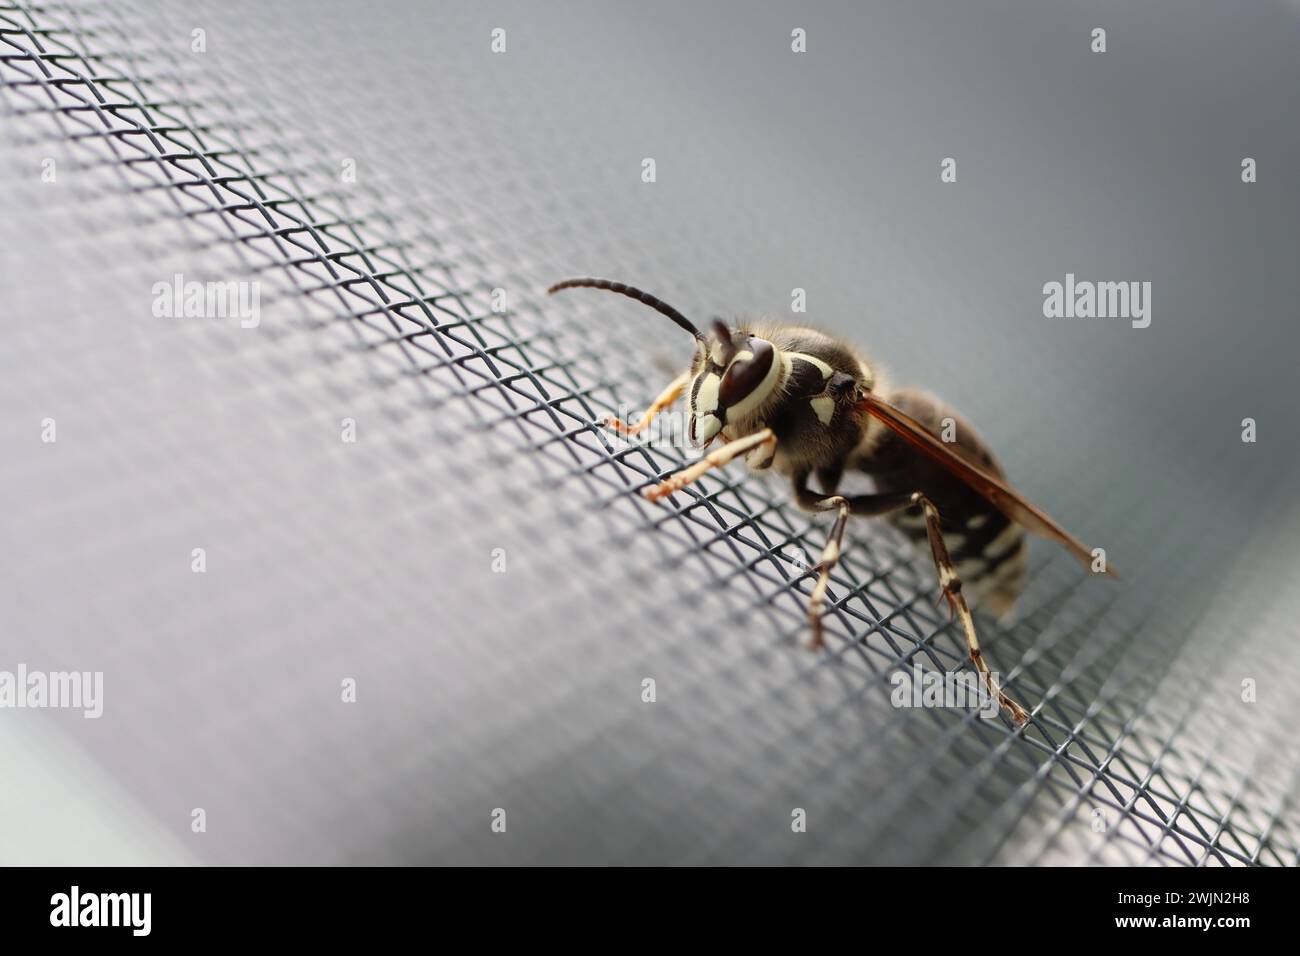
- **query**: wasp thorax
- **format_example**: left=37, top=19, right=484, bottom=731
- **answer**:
left=687, top=327, right=781, bottom=447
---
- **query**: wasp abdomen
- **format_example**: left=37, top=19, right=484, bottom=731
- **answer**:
left=858, top=388, right=1027, bottom=616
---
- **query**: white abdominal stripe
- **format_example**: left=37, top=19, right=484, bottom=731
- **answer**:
left=894, top=512, right=1026, bottom=610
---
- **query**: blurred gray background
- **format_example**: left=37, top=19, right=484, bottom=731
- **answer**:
left=2, top=0, right=1298, bottom=865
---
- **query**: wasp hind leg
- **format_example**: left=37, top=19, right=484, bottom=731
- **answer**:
left=911, top=492, right=1030, bottom=726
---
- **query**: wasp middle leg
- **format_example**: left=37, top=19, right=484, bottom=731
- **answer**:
left=792, top=473, right=913, bottom=650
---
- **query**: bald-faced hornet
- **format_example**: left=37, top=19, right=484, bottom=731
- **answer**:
left=549, top=278, right=1114, bottom=725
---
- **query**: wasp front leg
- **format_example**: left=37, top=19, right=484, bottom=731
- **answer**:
left=601, top=372, right=690, bottom=437
left=645, top=428, right=775, bottom=502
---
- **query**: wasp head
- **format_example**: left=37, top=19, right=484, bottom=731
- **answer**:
left=544, top=279, right=784, bottom=447
left=687, top=321, right=780, bottom=447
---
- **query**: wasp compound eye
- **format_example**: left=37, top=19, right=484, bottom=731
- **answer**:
left=718, top=337, right=774, bottom=407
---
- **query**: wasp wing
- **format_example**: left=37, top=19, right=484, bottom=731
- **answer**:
left=858, top=393, right=1116, bottom=577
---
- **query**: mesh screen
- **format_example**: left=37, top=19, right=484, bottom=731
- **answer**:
left=3, top=0, right=1299, bottom=865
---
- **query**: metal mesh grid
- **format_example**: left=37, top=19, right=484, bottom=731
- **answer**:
left=3, top=0, right=1299, bottom=865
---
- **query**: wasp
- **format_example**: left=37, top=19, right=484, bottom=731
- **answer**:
left=549, top=278, right=1114, bottom=724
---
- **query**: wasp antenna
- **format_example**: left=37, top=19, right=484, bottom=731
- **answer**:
left=547, top=278, right=705, bottom=341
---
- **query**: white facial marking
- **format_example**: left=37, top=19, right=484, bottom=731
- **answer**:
left=688, top=371, right=723, bottom=446
left=694, top=415, right=722, bottom=445
left=694, top=372, right=720, bottom=416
